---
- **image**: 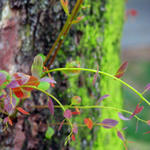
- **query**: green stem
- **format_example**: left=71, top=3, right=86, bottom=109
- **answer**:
left=32, top=105, right=147, bottom=124
left=44, top=0, right=83, bottom=67
left=43, top=68, right=150, bottom=106
left=21, top=85, right=73, bottom=144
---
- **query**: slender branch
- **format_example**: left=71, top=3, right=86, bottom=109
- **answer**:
left=20, top=85, right=73, bottom=144
left=43, top=67, right=150, bottom=106
left=31, top=105, right=147, bottom=124
left=47, top=40, right=63, bottom=68
left=44, top=0, right=83, bottom=67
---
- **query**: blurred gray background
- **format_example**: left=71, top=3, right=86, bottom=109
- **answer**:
left=122, top=0, right=150, bottom=49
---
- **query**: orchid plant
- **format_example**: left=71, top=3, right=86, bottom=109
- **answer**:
left=0, top=0, right=149, bottom=149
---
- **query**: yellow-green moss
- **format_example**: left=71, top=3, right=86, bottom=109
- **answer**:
left=60, top=0, right=125, bottom=149
left=93, top=0, right=125, bottom=149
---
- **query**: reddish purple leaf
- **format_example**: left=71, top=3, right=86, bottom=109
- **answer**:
left=101, top=119, right=118, bottom=128
left=129, top=104, right=143, bottom=119
left=117, top=130, right=124, bottom=141
left=48, top=98, right=54, bottom=115
left=93, top=65, right=99, bottom=86
left=144, top=83, right=150, bottom=91
left=3, top=117, right=9, bottom=124
left=7, top=80, right=20, bottom=88
left=13, top=73, right=30, bottom=85
left=58, top=120, right=65, bottom=131
left=118, top=112, right=130, bottom=121
left=0, top=72, right=6, bottom=85
left=97, top=94, right=109, bottom=104
left=115, top=61, right=128, bottom=78
left=40, top=77, right=56, bottom=84
left=73, top=123, right=78, bottom=134
left=64, top=109, right=72, bottom=119
left=4, top=96, right=16, bottom=114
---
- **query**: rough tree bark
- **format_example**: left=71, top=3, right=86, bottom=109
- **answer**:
left=0, top=0, right=124, bottom=150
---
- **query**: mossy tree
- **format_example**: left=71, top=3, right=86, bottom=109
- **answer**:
left=0, top=0, right=124, bottom=149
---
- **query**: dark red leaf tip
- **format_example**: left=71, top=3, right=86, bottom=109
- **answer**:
left=115, top=61, right=128, bottom=78
left=130, top=104, right=143, bottom=119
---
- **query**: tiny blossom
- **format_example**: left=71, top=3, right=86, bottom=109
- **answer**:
left=64, top=109, right=72, bottom=119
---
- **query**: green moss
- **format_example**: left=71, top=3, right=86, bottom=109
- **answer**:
left=93, top=0, right=125, bottom=149
left=56, top=0, right=125, bottom=149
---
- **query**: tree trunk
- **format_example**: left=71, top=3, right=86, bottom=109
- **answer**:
left=0, top=0, right=124, bottom=150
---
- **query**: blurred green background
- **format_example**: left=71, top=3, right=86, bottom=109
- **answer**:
left=122, top=0, right=150, bottom=149
left=122, top=61, right=150, bottom=150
